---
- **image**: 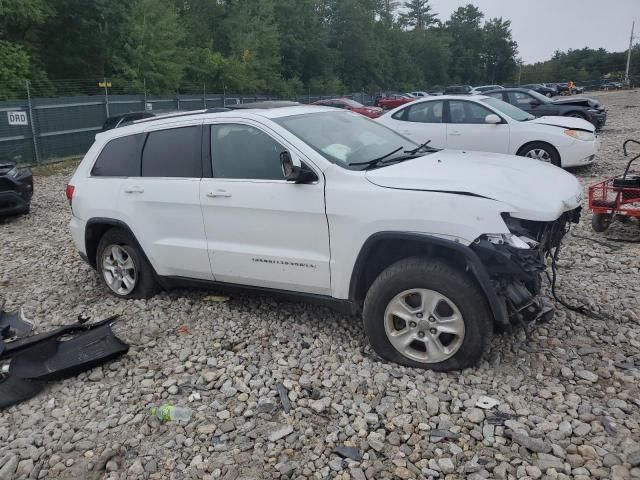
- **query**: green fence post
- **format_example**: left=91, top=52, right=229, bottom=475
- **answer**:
left=25, top=81, right=41, bottom=165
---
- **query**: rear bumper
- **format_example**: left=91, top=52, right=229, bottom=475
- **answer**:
left=70, top=215, right=87, bottom=258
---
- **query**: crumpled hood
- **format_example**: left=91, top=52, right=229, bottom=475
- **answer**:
left=529, top=115, right=595, bottom=132
left=551, top=96, right=601, bottom=109
left=365, top=150, right=583, bottom=221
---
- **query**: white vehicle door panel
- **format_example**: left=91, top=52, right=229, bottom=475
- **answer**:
left=200, top=120, right=331, bottom=295
left=446, top=100, right=510, bottom=153
left=117, top=123, right=212, bottom=280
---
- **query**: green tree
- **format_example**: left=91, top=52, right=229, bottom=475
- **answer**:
left=446, top=4, right=485, bottom=84
left=483, top=18, right=517, bottom=84
left=113, top=0, right=186, bottom=93
left=399, top=0, right=437, bottom=30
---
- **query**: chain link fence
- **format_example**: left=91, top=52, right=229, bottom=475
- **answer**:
left=0, top=79, right=371, bottom=166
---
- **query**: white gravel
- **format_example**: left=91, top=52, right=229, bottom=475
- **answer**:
left=1, top=90, right=639, bottom=480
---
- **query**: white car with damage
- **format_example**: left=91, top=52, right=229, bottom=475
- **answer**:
left=376, top=95, right=598, bottom=168
left=68, top=106, right=583, bottom=371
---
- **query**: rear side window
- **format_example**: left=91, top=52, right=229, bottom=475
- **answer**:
left=141, top=126, right=202, bottom=178
left=91, top=134, right=142, bottom=177
left=211, top=124, right=285, bottom=180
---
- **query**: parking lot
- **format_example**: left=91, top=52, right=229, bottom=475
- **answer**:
left=1, top=89, right=639, bottom=479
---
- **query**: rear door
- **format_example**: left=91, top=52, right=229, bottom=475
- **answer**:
left=199, top=120, right=331, bottom=294
left=445, top=99, right=510, bottom=153
left=383, top=100, right=446, bottom=148
left=118, top=123, right=212, bottom=280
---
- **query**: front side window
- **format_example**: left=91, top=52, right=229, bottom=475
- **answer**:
left=211, top=124, right=285, bottom=180
left=405, top=101, right=443, bottom=123
left=141, top=126, right=202, bottom=178
left=448, top=101, right=494, bottom=124
left=508, top=91, right=536, bottom=107
left=91, top=134, right=142, bottom=177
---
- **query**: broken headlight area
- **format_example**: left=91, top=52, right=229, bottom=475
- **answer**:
left=473, top=208, right=581, bottom=329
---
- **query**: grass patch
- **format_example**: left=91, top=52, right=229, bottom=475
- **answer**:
left=31, top=157, right=81, bottom=176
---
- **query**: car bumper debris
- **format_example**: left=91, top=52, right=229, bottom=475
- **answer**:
left=472, top=208, right=581, bottom=329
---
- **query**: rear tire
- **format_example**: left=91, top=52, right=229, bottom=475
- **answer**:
left=362, top=257, right=492, bottom=371
left=591, top=213, right=612, bottom=233
left=517, top=142, right=561, bottom=167
left=96, top=228, right=159, bottom=299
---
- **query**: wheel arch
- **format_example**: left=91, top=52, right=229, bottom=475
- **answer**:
left=563, top=110, right=587, bottom=119
left=85, top=217, right=152, bottom=271
left=348, top=232, right=507, bottom=327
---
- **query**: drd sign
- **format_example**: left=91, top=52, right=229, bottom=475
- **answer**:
left=7, top=111, right=29, bottom=126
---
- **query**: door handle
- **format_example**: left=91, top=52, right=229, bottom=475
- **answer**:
left=124, top=186, right=144, bottom=194
left=206, top=190, right=232, bottom=198
left=449, top=131, right=461, bottom=136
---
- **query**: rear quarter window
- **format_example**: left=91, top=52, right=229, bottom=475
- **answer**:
left=91, top=134, right=143, bottom=177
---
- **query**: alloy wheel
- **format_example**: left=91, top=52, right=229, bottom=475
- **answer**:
left=102, top=244, right=137, bottom=295
left=525, top=148, right=551, bottom=162
left=383, top=288, right=465, bottom=363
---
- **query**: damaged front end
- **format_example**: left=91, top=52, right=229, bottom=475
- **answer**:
left=471, top=208, right=581, bottom=329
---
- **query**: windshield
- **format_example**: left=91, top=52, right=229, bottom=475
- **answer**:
left=274, top=111, right=420, bottom=169
left=481, top=97, right=535, bottom=122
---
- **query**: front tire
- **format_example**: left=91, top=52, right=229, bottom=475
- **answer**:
left=96, top=228, right=159, bottom=299
left=362, top=258, right=492, bottom=371
left=517, top=142, right=561, bottom=167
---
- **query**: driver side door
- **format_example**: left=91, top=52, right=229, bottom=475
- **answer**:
left=445, top=100, right=510, bottom=153
left=199, top=121, right=332, bottom=295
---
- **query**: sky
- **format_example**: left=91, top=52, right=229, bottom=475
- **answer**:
left=428, top=0, right=640, bottom=64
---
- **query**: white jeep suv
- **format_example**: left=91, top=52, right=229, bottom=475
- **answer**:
left=68, top=106, right=583, bottom=371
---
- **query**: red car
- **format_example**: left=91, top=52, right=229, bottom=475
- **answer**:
left=312, top=98, right=383, bottom=118
left=376, top=94, right=415, bottom=110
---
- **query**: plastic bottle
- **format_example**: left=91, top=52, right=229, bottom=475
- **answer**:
left=150, top=403, right=192, bottom=423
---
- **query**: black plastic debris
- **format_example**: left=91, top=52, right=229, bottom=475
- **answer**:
left=0, top=376, right=44, bottom=409
left=1, top=315, right=118, bottom=359
left=10, top=323, right=128, bottom=381
left=0, top=313, right=128, bottom=409
left=486, top=411, right=518, bottom=425
left=276, top=382, right=291, bottom=414
left=429, top=429, right=462, bottom=442
left=0, top=300, right=34, bottom=342
left=334, top=446, right=363, bottom=462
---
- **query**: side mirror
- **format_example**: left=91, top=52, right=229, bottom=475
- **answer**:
left=529, top=100, right=541, bottom=106
left=280, top=151, right=317, bottom=184
left=485, top=114, right=502, bottom=124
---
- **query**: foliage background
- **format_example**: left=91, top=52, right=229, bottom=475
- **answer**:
left=0, top=0, right=638, bottom=97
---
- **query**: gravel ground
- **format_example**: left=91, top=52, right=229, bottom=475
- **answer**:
left=1, top=89, right=640, bottom=480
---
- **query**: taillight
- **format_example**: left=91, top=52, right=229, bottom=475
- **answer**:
left=65, top=184, right=75, bottom=206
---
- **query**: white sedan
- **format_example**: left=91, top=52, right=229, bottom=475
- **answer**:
left=376, top=95, right=598, bottom=168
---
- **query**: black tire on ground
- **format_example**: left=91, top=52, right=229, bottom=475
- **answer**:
left=517, top=141, right=561, bottom=167
left=96, top=228, right=159, bottom=299
left=362, top=257, right=492, bottom=371
left=591, top=213, right=612, bottom=233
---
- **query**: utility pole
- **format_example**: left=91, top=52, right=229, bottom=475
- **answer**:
left=624, top=21, right=635, bottom=86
